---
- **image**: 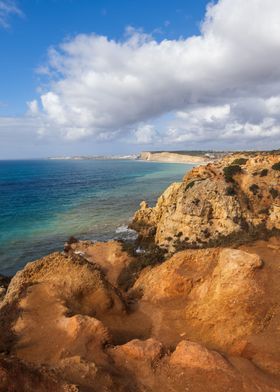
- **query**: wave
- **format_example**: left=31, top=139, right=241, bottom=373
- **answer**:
left=115, top=225, right=138, bottom=241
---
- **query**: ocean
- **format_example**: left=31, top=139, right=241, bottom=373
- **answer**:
left=0, top=159, right=193, bottom=275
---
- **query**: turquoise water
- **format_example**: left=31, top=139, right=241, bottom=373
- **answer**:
left=0, top=159, right=192, bottom=275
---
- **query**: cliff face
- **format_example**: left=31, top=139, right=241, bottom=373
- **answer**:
left=1, top=238, right=280, bottom=391
left=132, top=153, right=280, bottom=251
left=139, top=151, right=208, bottom=164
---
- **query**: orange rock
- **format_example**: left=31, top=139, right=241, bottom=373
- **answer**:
left=170, top=340, right=232, bottom=371
left=70, top=240, right=136, bottom=287
left=109, top=338, right=164, bottom=362
left=132, top=152, right=280, bottom=251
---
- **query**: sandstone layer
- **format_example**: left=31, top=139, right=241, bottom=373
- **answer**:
left=139, top=151, right=209, bottom=164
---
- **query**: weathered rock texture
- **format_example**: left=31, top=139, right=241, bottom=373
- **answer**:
left=133, top=246, right=270, bottom=352
left=1, top=237, right=280, bottom=391
left=0, top=354, right=77, bottom=392
left=0, top=252, right=127, bottom=390
left=0, top=153, right=280, bottom=391
left=69, top=240, right=136, bottom=286
left=132, top=153, right=280, bottom=251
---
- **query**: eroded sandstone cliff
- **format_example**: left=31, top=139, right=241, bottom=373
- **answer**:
left=132, top=152, right=280, bottom=252
left=139, top=151, right=209, bottom=164
left=1, top=237, right=280, bottom=391
left=0, top=152, right=280, bottom=391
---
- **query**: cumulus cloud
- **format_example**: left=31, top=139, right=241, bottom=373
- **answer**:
left=3, top=0, right=280, bottom=151
left=0, top=0, right=22, bottom=27
left=133, top=124, right=159, bottom=144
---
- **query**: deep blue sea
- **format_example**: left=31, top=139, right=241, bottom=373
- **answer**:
left=0, top=159, right=193, bottom=275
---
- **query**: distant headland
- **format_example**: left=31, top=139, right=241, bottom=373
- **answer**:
left=48, top=150, right=226, bottom=164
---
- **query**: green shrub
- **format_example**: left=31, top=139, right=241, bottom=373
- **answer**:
left=118, top=243, right=166, bottom=290
left=231, top=158, right=248, bottom=165
left=186, top=181, right=196, bottom=190
left=270, top=188, right=279, bottom=199
left=272, top=162, right=280, bottom=171
left=223, top=165, right=242, bottom=182
left=260, top=169, right=268, bottom=177
left=225, top=186, right=236, bottom=196
left=249, top=184, right=260, bottom=195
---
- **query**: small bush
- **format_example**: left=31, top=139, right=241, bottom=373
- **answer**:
left=231, top=158, right=248, bottom=165
left=202, top=228, right=211, bottom=238
left=240, top=219, right=249, bottom=231
left=64, top=235, right=78, bottom=252
left=249, top=184, right=260, bottom=195
left=270, top=188, right=279, bottom=199
left=68, top=236, right=78, bottom=244
left=225, top=186, right=236, bottom=196
left=223, top=165, right=242, bottom=182
left=186, top=181, right=196, bottom=190
left=259, top=208, right=269, bottom=215
left=260, top=169, right=268, bottom=177
left=118, top=243, right=166, bottom=290
left=272, top=162, right=280, bottom=171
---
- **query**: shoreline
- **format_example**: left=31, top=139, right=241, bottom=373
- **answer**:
left=137, top=158, right=207, bottom=165
left=47, top=157, right=206, bottom=165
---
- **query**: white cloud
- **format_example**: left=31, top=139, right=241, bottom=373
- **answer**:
left=27, top=100, right=39, bottom=115
left=0, top=0, right=22, bottom=28
left=133, top=124, right=159, bottom=144
left=165, top=101, right=280, bottom=145
left=3, top=0, right=280, bottom=152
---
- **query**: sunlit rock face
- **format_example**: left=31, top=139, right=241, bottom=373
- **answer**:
left=132, top=153, right=280, bottom=252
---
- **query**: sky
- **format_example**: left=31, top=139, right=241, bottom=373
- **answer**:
left=0, top=0, right=280, bottom=158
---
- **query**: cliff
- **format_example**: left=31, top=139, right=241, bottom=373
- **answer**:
left=139, top=151, right=210, bottom=164
left=1, top=237, right=280, bottom=391
left=132, top=152, right=280, bottom=252
left=0, top=152, right=280, bottom=391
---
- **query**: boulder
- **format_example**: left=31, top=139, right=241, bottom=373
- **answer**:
left=170, top=340, right=232, bottom=372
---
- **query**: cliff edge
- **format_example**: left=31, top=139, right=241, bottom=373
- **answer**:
left=132, top=152, right=280, bottom=252
left=139, top=151, right=211, bottom=164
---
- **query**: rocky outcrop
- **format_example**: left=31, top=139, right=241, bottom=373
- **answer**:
left=132, top=247, right=269, bottom=351
left=106, top=336, right=280, bottom=392
left=69, top=240, right=137, bottom=286
left=132, top=153, right=280, bottom=251
left=1, top=238, right=280, bottom=390
left=0, top=252, right=127, bottom=389
left=169, top=340, right=232, bottom=371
